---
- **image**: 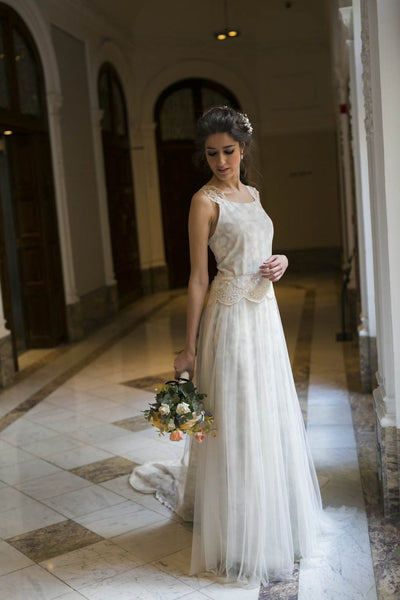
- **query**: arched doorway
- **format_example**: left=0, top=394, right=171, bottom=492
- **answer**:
left=155, top=78, right=240, bottom=289
left=0, top=4, right=66, bottom=361
left=98, top=63, right=141, bottom=308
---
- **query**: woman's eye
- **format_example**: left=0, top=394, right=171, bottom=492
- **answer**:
left=225, top=150, right=234, bottom=155
left=207, top=152, right=217, bottom=157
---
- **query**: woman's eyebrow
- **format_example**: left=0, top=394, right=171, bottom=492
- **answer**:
left=206, top=144, right=235, bottom=149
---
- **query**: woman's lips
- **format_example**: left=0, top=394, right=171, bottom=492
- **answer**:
left=217, top=168, right=229, bottom=174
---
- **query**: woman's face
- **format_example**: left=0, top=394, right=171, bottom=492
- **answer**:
left=205, top=133, right=242, bottom=182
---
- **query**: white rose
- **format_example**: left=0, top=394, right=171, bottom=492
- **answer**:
left=167, top=419, right=176, bottom=431
left=159, top=403, right=170, bottom=416
left=176, top=402, right=191, bottom=415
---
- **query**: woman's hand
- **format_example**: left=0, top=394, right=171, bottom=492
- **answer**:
left=259, top=255, right=289, bottom=282
left=174, top=350, right=195, bottom=380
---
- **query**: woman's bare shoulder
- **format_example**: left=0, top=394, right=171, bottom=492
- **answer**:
left=191, top=187, right=215, bottom=208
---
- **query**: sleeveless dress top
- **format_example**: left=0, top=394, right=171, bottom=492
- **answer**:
left=205, top=185, right=275, bottom=304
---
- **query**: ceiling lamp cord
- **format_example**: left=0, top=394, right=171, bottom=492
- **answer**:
left=214, top=0, right=240, bottom=40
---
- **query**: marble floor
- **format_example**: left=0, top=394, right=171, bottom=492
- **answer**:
left=0, top=273, right=387, bottom=599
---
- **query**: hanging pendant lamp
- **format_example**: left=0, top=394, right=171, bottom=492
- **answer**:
left=214, top=0, right=240, bottom=40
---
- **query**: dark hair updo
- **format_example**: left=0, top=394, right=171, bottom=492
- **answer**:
left=195, top=106, right=254, bottom=183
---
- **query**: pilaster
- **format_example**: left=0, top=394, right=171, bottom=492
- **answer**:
left=130, top=122, right=168, bottom=292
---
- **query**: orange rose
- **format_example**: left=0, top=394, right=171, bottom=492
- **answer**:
left=169, top=430, right=184, bottom=441
left=194, top=430, right=205, bottom=443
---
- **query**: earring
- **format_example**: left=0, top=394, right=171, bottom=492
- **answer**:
left=241, top=153, right=244, bottom=159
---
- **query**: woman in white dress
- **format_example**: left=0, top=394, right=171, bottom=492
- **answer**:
left=132, top=106, right=322, bottom=586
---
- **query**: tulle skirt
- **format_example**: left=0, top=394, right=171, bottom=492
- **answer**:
left=189, top=291, right=322, bottom=586
left=130, top=290, right=323, bottom=587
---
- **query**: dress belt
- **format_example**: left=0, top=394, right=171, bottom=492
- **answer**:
left=210, top=272, right=273, bottom=305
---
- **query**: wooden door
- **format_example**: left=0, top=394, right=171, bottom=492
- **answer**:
left=99, top=64, right=141, bottom=307
left=7, top=131, right=66, bottom=347
left=155, top=79, right=240, bottom=288
left=0, top=5, right=67, bottom=355
left=158, top=141, right=206, bottom=288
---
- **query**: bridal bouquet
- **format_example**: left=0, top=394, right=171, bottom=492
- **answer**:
left=144, top=375, right=215, bottom=443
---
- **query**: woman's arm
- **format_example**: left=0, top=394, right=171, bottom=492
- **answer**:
left=174, top=192, right=216, bottom=379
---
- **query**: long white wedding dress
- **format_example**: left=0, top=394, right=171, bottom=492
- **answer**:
left=130, top=185, right=323, bottom=586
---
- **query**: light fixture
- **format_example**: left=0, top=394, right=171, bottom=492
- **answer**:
left=214, top=0, right=240, bottom=41
left=3, top=130, right=13, bottom=135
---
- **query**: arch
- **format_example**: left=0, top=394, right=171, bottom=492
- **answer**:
left=0, top=0, right=61, bottom=95
left=91, top=38, right=134, bottom=107
left=0, top=0, right=78, bottom=306
left=140, top=59, right=258, bottom=125
left=90, top=38, right=167, bottom=290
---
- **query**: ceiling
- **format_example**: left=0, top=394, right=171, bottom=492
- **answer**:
left=87, top=0, right=330, bottom=49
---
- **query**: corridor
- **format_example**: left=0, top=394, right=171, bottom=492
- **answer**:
left=0, top=274, right=386, bottom=599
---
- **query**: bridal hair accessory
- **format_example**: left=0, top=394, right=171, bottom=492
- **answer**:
left=240, top=112, right=253, bottom=135
left=143, top=371, right=215, bottom=443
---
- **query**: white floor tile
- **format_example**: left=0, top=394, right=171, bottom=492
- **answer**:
left=44, top=414, right=105, bottom=434
left=0, top=540, right=33, bottom=576
left=306, top=425, right=356, bottom=449
left=0, top=457, right=62, bottom=486
left=42, top=484, right=126, bottom=518
left=67, top=424, right=133, bottom=445
left=21, top=435, right=83, bottom=460
left=0, top=440, right=35, bottom=468
left=112, top=520, right=192, bottom=563
left=40, top=540, right=143, bottom=588
left=0, top=565, right=74, bottom=600
left=75, top=500, right=168, bottom=538
left=0, top=499, right=64, bottom=538
left=306, top=403, right=353, bottom=426
left=92, top=433, right=139, bottom=455
left=0, top=486, right=41, bottom=512
left=153, top=547, right=212, bottom=590
left=14, top=471, right=91, bottom=500
left=77, top=562, right=194, bottom=600
left=46, top=446, right=114, bottom=470
left=0, top=418, right=56, bottom=445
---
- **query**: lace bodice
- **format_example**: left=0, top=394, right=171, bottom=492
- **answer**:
left=202, top=185, right=275, bottom=305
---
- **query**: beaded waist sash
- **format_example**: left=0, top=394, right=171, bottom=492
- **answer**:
left=209, top=272, right=274, bottom=306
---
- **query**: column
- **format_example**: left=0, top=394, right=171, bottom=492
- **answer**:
left=47, top=92, right=84, bottom=341
left=361, top=0, right=400, bottom=515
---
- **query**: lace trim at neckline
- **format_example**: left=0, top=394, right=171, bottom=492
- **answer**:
left=202, top=185, right=257, bottom=204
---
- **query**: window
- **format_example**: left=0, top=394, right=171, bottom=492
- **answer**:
left=98, top=65, right=128, bottom=137
left=0, top=22, right=10, bottom=109
left=13, top=27, right=41, bottom=116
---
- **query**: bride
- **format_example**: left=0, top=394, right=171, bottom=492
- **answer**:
left=130, top=106, right=322, bottom=586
